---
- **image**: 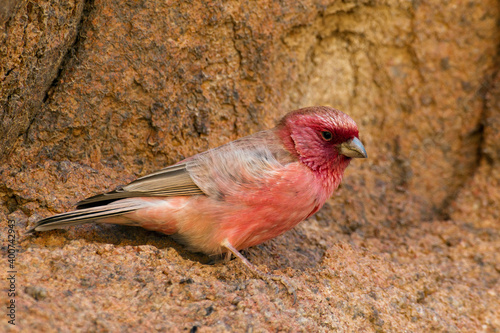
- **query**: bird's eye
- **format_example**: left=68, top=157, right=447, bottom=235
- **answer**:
left=321, top=131, right=333, bottom=141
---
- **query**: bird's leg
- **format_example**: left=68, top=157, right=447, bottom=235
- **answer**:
left=221, top=239, right=296, bottom=304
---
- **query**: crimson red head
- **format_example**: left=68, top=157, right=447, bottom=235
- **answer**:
left=277, top=106, right=366, bottom=174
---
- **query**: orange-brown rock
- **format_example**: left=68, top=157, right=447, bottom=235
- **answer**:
left=1, top=0, right=498, bottom=331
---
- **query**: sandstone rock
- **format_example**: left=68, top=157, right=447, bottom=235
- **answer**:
left=1, top=0, right=498, bottom=331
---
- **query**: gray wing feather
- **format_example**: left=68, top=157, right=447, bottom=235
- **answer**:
left=28, top=199, right=149, bottom=232
left=75, top=129, right=294, bottom=209
left=76, top=163, right=205, bottom=209
left=186, top=130, right=297, bottom=198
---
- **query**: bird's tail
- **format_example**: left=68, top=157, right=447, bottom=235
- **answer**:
left=27, top=199, right=150, bottom=233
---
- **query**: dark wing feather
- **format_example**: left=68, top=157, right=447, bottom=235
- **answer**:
left=77, top=129, right=295, bottom=209
left=76, top=163, right=205, bottom=209
left=27, top=199, right=147, bottom=232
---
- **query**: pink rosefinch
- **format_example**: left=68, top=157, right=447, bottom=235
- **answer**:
left=29, top=106, right=366, bottom=296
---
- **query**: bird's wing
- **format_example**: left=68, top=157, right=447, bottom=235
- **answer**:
left=76, top=163, right=205, bottom=209
left=76, top=129, right=296, bottom=209
left=185, top=129, right=298, bottom=199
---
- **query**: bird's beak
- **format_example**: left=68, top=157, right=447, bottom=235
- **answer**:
left=338, top=137, right=367, bottom=158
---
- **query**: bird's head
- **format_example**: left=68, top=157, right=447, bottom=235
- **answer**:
left=277, top=106, right=367, bottom=177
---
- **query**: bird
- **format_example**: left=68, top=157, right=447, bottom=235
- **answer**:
left=28, top=106, right=367, bottom=298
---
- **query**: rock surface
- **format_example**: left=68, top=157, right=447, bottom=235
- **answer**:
left=1, top=0, right=499, bottom=331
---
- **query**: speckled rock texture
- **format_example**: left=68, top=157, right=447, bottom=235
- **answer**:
left=0, top=0, right=86, bottom=161
left=1, top=0, right=499, bottom=332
